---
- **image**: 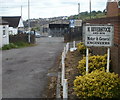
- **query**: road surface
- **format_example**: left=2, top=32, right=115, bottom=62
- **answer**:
left=2, top=37, right=64, bottom=98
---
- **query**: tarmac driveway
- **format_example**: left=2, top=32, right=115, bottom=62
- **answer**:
left=2, top=37, right=64, bottom=98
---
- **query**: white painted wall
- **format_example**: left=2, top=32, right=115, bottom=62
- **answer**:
left=9, top=27, right=18, bottom=35
left=2, top=25, right=9, bottom=45
left=0, top=25, right=9, bottom=48
left=2, top=25, right=9, bottom=46
left=0, top=25, right=2, bottom=48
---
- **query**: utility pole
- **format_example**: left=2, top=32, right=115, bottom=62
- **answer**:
left=78, top=3, right=80, bottom=19
left=21, top=6, right=22, bottom=18
left=90, top=0, right=91, bottom=19
left=28, top=0, right=31, bottom=43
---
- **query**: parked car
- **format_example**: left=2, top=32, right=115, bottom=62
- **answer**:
left=35, top=32, right=41, bottom=38
left=24, top=31, right=41, bottom=38
left=25, top=31, right=34, bottom=34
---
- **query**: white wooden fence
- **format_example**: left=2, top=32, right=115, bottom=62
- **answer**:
left=61, top=41, right=76, bottom=99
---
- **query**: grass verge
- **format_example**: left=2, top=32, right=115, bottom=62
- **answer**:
left=2, top=42, right=35, bottom=50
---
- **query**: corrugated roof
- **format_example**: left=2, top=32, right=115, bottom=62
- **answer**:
left=1, top=16, right=21, bottom=28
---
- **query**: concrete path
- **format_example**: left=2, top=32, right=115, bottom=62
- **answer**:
left=2, top=37, right=64, bottom=98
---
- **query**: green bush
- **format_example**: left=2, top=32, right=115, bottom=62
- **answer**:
left=9, top=43, right=18, bottom=48
left=74, top=69, right=120, bottom=99
left=14, top=42, right=29, bottom=47
left=2, top=42, right=32, bottom=50
left=77, top=42, right=86, bottom=54
left=77, top=54, right=107, bottom=75
left=2, top=43, right=17, bottom=50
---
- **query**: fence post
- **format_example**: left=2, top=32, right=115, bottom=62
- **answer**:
left=73, top=41, right=75, bottom=48
left=61, top=61, right=65, bottom=86
left=64, top=47, right=66, bottom=57
left=107, top=48, right=110, bottom=72
left=86, top=48, right=89, bottom=74
left=63, top=79, right=68, bottom=99
left=66, top=43, right=69, bottom=54
left=62, top=52, right=65, bottom=64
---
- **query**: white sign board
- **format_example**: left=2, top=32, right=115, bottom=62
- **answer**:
left=69, top=20, right=75, bottom=28
left=69, top=20, right=82, bottom=28
left=84, top=24, right=114, bottom=47
left=74, top=20, right=82, bottom=27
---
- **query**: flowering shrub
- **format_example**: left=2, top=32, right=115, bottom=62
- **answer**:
left=77, top=54, right=107, bottom=75
left=74, top=69, right=120, bottom=99
left=77, top=42, right=86, bottom=54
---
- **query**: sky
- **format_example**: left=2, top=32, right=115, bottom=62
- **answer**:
left=0, top=0, right=108, bottom=20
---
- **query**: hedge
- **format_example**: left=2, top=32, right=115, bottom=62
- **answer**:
left=74, top=69, right=120, bottom=99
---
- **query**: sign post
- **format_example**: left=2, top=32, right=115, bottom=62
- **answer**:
left=86, top=48, right=89, bottom=74
left=84, top=24, right=114, bottom=73
left=107, top=48, right=110, bottom=72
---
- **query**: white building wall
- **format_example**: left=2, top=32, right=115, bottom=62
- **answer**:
left=2, top=25, right=9, bottom=46
left=9, top=27, right=18, bottom=35
left=0, top=25, right=2, bottom=48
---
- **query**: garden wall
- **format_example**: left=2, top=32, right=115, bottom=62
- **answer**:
left=9, top=33, right=35, bottom=44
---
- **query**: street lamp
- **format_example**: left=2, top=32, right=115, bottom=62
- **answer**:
left=78, top=3, right=80, bottom=19
left=28, top=0, right=31, bottom=43
left=90, top=0, right=91, bottom=19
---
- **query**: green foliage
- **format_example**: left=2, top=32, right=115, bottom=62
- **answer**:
left=74, top=69, right=120, bottom=99
left=31, top=27, right=40, bottom=31
left=77, top=54, right=107, bottom=75
left=14, top=42, right=30, bottom=48
left=69, top=10, right=106, bottom=20
left=2, top=42, right=33, bottom=50
left=77, top=42, right=86, bottom=54
left=2, top=43, right=18, bottom=50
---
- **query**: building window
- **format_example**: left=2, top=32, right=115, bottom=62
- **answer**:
left=3, top=26, right=5, bottom=29
left=3, top=30, right=6, bottom=36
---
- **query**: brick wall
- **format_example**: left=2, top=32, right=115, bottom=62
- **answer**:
left=107, top=2, right=120, bottom=17
left=84, top=16, right=120, bottom=75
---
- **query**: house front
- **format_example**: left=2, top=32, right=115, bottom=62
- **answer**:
left=2, top=16, right=24, bottom=35
left=0, top=19, right=9, bottom=47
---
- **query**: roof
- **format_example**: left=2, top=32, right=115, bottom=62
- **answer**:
left=1, top=16, right=21, bottom=28
left=49, top=24, right=69, bottom=28
left=0, top=19, right=8, bottom=25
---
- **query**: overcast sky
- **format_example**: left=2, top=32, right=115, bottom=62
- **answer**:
left=0, top=0, right=108, bottom=20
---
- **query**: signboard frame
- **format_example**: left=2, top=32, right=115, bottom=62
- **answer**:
left=83, top=24, right=114, bottom=47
